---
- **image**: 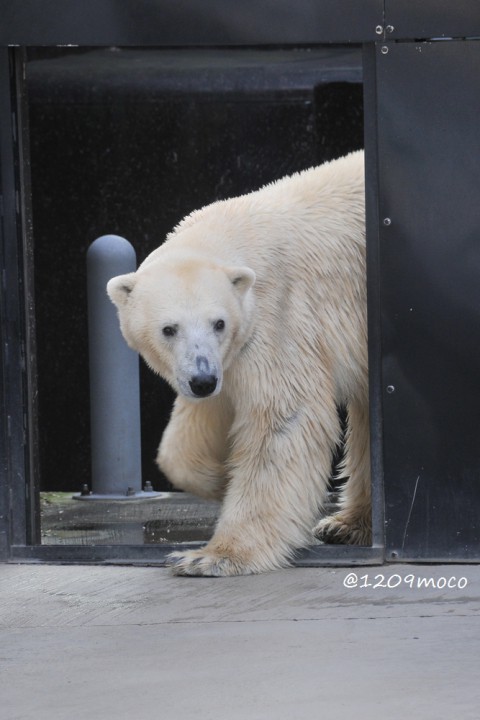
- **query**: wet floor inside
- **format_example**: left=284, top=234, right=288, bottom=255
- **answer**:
left=40, top=491, right=339, bottom=546
left=40, top=492, right=220, bottom=545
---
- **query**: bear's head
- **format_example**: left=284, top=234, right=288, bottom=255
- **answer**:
left=107, top=254, right=256, bottom=400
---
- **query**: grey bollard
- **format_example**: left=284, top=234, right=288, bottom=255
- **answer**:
left=76, top=235, right=157, bottom=500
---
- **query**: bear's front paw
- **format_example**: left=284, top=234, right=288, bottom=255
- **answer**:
left=167, top=547, right=254, bottom=577
left=313, top=512, right=371, bottom=546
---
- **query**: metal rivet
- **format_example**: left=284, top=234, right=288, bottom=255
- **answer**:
left=386, top=25, right=395, bottom=33
left=375, top=25, right=383, bottom=35
left=381, top=46, right=389, bottom=55
left=391, top=551, right=398, bottom=559
left=386, top=385, right=395, bottom=394
left=383, top=217, right=392, bottom=226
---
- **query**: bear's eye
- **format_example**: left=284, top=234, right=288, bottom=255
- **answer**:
left=162, top=325, right=177, bottom=338
left=214, top=319, right=225, bottom=332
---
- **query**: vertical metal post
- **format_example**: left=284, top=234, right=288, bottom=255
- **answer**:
left=79, top=234, right=157, bottom=500
left=362, top=43, right=385, bottom=554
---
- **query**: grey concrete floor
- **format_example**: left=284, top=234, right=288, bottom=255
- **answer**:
left=1, top=563, right=480, bottom=720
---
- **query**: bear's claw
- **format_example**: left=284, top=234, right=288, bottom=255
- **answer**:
left=313, top=512, right=372, bottom=546
left=167, top=549, right=253, bottom=577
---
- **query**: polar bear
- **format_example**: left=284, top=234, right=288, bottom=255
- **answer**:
left=107, top=150, right=370, bottom=576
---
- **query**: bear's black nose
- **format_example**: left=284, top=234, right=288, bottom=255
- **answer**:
left=189, top=374, right=217, bottom=397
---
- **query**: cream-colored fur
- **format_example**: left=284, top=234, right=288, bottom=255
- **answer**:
left=107, top=150, right=370, bottom=576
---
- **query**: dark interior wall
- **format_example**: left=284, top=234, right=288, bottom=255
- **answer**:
left=27, top=47, right=363, bottom=492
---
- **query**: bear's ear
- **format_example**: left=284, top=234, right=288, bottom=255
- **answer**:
left=106, top=273, right=136, bottom=307
left=225, top=266, right=256, bottom=295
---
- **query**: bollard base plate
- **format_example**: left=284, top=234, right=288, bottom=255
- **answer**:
left=73, top=491, right=164, bottom=501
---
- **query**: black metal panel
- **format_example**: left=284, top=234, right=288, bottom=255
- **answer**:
left=0, top=0, right=382, bottom=46
left=376, top=40, right=480, bottom=560
left=385, top=0, right=480, bottom=40
left=5, top=0, right=480, bottom=47
left=0, top=51, right=14, bottom=559
left=0, top=48, right=39, bottom=558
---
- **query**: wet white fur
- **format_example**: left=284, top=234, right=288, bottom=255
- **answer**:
left=107, top=150, right=370, bottom=576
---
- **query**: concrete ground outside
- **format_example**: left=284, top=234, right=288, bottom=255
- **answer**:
left=1, top=562, right=479, bottom=720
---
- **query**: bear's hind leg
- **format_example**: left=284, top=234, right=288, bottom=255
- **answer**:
left=157, top=394, right=233, bottom=502
left=313, top=395, right=371, bottom=545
